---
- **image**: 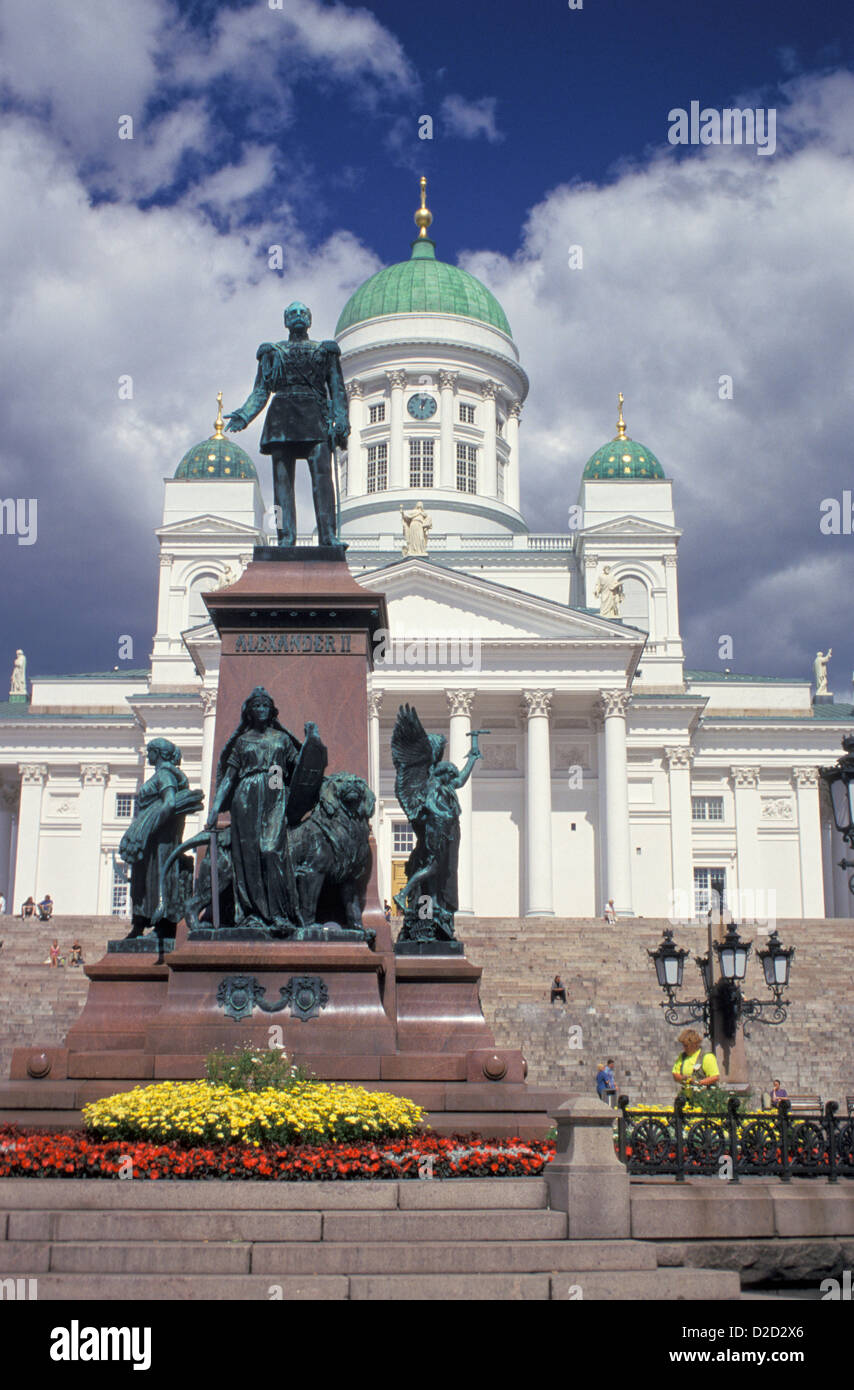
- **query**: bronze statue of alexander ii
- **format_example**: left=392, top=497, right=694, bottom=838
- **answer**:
left=226, top=301, right=349, bottom=547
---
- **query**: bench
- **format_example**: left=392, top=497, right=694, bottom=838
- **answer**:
left=785, top=1093, right=822, bottom=1115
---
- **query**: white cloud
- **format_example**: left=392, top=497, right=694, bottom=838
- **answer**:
left=440, top=94, right=503, bottom=143
left=459, top=73, right=854, bottom=677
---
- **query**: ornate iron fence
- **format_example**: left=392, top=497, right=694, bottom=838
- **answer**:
left=615, top=1094, right=854, bottom=1182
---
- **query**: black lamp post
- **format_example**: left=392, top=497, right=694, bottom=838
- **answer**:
left=820, top=735, right=854, bottom=894
left=649, top=920, right=794, bottom=1040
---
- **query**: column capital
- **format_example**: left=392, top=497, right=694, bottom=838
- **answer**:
left=19, top=763, right=47, bottom=785
left=792, top=765, right=819, bottom=788
left=480, top=378, right=498, bottom=400
left=446, top=689, right=476, bottom=718
left=368, top=690, right=384, bottom=718
left=522, top=689, right=554, bottom=719
left=159, top=551, right=174, bottom=569
left=584, top=553, right=599, bottom=570
left=438, top=370, right=458, bottom=391
left=200, top=689, right=218, bottom=717
left=346, top=379, right=363, bottom=399
left=731, top=765, right=760, bottom=789
left=509, top=399, right=523, bottom=419
left=596, top=690, right=632, bottom=720
left=386, top=369, right=407, bottom=390
left=664, top=745, right=693, bottom=771
left=664, top=555, right=679, bottom=569
left=81, top=763, right=110, bottom=786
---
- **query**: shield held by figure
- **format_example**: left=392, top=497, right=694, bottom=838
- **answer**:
left=286, top=721, right=328, bottom=826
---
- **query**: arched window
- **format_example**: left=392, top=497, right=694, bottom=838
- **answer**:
left=619, top=576, right=650, bottom=632
left=187, top=571, right=220, bottom=626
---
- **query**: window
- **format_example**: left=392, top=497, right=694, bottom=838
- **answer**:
left=187, top=571, right=220, bottom=625
left=409, top=438, right=434, bottom=489
left=368, top=402, right=386, bottom=425
left=459, top=402, right=476, bottom=424
left=619, top=577, right=650, bottom=633
left=115, top=794, right=136, bottom=819
left=111, top=859, right=130, bottom=917
left=692, top=796, right=724, bottom=822
left=497, top=460, right=505, bottom=502
left=456, top=443, right=477, bottom=493
left=694, top=867, right=727, bottom=917
left=367, top=443, right=388, bottom=493
left=393, top=821, right=415, bottom=855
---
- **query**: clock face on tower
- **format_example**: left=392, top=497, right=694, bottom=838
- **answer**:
left=407, top=392, right=437, bottom=420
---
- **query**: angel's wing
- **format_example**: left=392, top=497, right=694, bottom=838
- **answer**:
left=391, top=704, right=433, bottom=823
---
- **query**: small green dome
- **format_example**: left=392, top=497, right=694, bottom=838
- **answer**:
left=582, top=435, right=665, bottom=481
left=335, top=238, right=512, bottom=337
left=175, top=400, right=258, bottom=480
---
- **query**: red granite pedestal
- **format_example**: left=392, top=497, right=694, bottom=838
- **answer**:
left=4, top=553, right=567, bottom=1134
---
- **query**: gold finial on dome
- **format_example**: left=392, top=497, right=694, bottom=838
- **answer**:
left=614, top=392, right=628, bottom=441
left=414, top=175, right=433, bottom=239
left=212, top=391, right=225, bottom=439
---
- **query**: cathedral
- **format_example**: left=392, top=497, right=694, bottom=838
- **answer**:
left=0, top=184, right=849, bottom=923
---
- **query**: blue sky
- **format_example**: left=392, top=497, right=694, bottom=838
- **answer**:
left=1, top=0, right=853, bottom=693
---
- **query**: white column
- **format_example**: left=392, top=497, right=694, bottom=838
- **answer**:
left=152, top=550, right=174, bottom=642
left=664, top=555, right=681, bottom=645
left=506, top=400, right=522, bottom=511
left=480, top=379, right=498, bottom=498
left=368, top=690, right=383, bottom=834
left=0, top=787, right=15, bottom=905
left=793, top=767, right=826, bottom=917
left=7, top=803, right=18, bottom=911
left=14, top=764, right=46, bottom=906
left=447, top=689, right=476, bottom=915
left=731, top=766, right=761, bottom=916
left=200, top=689, right=218, bottom=804
left=345, top=380, right=364, bottom=496
left=80, top=765, right=109, bottom=915
left=598, top=691, right=633, bottom=916
left=665, top=746, right=694, bottom=920
left=439, top=370, right=457, bottom=490
left=522, top=689, right=554, bottom=916
left=386, top=370, right=406, bottom=489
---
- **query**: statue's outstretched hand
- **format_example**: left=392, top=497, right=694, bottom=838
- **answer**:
left=224, top=412, right=246, bottom=432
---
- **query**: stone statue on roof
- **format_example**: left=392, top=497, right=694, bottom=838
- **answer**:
left=9, top=649, right=27, bottom=698
left=814, top=648, right=832, bottom=696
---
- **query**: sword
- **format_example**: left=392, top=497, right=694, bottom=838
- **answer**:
left=208, top=829, right=220, bottom=932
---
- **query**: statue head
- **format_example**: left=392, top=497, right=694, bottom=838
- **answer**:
left=147, top=737, right=181, bottom=766
left=428, top=733, right=446, bottom=765
left=284, top=301, right=311, bottom=332
left=244, top=686, right=277, bottom=728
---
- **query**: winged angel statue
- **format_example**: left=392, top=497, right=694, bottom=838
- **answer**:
left=390, top=704, right=488, bottom=943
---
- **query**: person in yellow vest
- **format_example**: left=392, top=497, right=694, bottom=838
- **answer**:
left=672, top=1028, right=720, bottom=1095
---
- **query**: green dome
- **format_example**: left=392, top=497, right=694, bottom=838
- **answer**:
left=175, top=431, right=258, bottom=481
left=582, top=435, right=665, bottom=481
left=335, top=238, right=512, bottom=337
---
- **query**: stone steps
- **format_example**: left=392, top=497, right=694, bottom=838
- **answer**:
left=0, top=1177, right=741, bottom=1301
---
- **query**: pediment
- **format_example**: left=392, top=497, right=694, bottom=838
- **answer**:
left=357, top=558, right=640, bottom=645
left=580, top=515, right=681, bottom=539
left=156, top=515, right=261, bottom=540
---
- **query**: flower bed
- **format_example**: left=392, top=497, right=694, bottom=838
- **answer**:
left=0, top=1127, right=554, bottom=1181
left=82, top=1080, right=424, bottom=1146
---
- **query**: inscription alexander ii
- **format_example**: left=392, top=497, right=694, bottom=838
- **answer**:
left=231, top=632, right=363, bottom=655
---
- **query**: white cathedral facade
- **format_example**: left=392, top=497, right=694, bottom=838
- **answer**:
left=1, top=189, right=850, bottom=924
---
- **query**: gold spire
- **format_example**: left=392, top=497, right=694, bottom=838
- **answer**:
left=614, top=392, right=628, bottom=441
left=414, top=175, right=433, bottom=239
left=212, top=391, right=225, bottom=439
